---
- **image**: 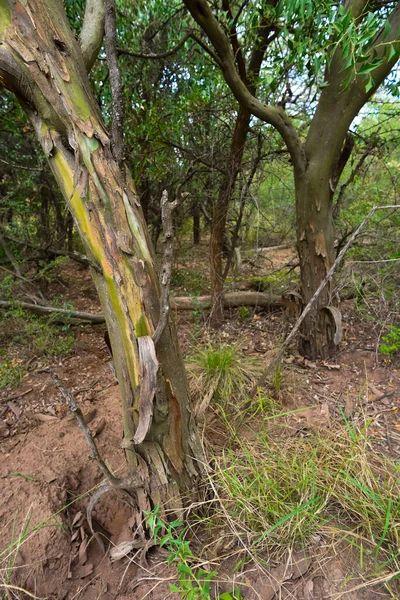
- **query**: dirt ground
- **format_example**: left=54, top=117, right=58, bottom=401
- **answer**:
left=1, top=243, right=399, bottom=599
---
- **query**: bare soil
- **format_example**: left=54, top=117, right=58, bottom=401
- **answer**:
left=0, top=243, right=399, bottom=599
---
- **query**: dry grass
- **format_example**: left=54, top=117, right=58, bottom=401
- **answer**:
left=211, top=402, right=400, bottom=585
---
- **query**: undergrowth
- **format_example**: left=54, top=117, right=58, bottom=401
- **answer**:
left=213, top=400, right=400, bottom=580
left=146, top=507, right=243, bottom=600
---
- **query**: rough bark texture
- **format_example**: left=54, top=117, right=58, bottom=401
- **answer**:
left=0, top=0, right=203, bottom=506
left=295, top=169, right=337, bottom=359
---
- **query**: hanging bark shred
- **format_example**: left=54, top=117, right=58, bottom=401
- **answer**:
left=322, top=305, right=342, bottom=345
left=133, top=336, right=159, bottom=444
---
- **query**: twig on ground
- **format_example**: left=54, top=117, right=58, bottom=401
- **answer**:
left=0, top=388, right=33, bottom=403
left=0, top=299, right=105, bottom=324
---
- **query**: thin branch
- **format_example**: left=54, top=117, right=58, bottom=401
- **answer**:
left=223, top=131, right=263, bottom=279
left=252, top=204, right=400, bottom=394
left=189, top=33, right=223, bottom=67
left=79, top=0, right=105, bottom=72
left=0, top=158, right=43, bottom=172
left=222, top=0, right=247, bottom=81
left=49, top=369, right=142, bottom=491
left=104, top=0, right=125, bottom=163
left=153, top=189, right=188, bottom=344
left=333, top=147, right=373, bottom=219
left=118, top=32, right=192, bottom=59
left=0, top=232, right=21, bottom=278
left=183, top=0, right=306, bottom=174
left=49, top=369, right=123, bottom=488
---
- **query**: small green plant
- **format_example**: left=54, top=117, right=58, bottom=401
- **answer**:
left=238, top=307, right=250, bottom=320
left=0, top=508, right=65, bottom=600
left=272, top=365, right=283, bottom=392
left=191, top=294, right=205, bottom=338
left=171, top=268, right=208, bottom=294
left=36, top=255, right=69, bottom=284
left=23, top=317, right=75, bottom=356
left=0, top=354, right=24, bottom=389
left=145, top=507, right=219, bottom=599
left=380, top=325, right=400, bottom=359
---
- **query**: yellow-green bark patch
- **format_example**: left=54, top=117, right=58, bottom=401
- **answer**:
left=85, top=135, right=99, bottom=153
left=135, top=315, right=149, bottom=337
left=0, top=2, right=11, bottom=37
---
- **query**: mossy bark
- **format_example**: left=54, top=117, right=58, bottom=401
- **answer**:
left=0, top=0, right=203, bottom=504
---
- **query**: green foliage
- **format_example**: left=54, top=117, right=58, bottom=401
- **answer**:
left=238, top=307, right=250, bottom=320
left=0, top=306, right=75, bottom=360
left=24, top=317, right=75, bottom=356
left=0, top=353, right=24, bottom=389
left=380, top=325, right=400, bottom=358
left=171, top=268, right=208, bottom=294
left=145, top=506, right=239, bottom=600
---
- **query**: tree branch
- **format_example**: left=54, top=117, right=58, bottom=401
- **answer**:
left=104, top=0, right=124, bottom=163
left=118, top=32, right=192, bottom=59
left=79, top=0, right=105, bottom=73
left=182, top=0, right=306, bottom=174
left=353, top=1, right=400, bottom=102
left=222, top=0, right=247, bottom=81
left=153, top=190, right=188, bottom=344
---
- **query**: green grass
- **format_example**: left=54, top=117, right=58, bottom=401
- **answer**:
left=213, top=409, right=400, bottom=574
left=186, top=342, right=264, bottom=410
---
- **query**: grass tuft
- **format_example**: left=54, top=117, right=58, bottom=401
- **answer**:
left=186, top=342, right=263, bottom=411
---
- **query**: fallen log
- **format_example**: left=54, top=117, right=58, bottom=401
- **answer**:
left=170, top=291, right=286, bottom=310
left=0, top=292, right=287, bottom=324
left=0, top=300, right=105, bottom=324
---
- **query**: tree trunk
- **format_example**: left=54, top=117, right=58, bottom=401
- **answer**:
left=295, top=163, right=337, bottom=360
left=192, top=204, right=201, bottom=245
left=210, top=106, right=250, bottom=326
left=0, top=0, right=203, bottom=507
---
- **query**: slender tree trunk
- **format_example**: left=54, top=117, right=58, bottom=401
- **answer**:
left=210, top=106, right=250, bottom=326
left=0, top=0, right=203, bottom=507
left=66, top=213, right=74, bottom=252
left=192, top=204, right=201, bottom=245
left=295, top=162, right=337, bottom=360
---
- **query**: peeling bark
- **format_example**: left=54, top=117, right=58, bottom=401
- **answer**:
left=0, top=0, right=203, bottom=506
